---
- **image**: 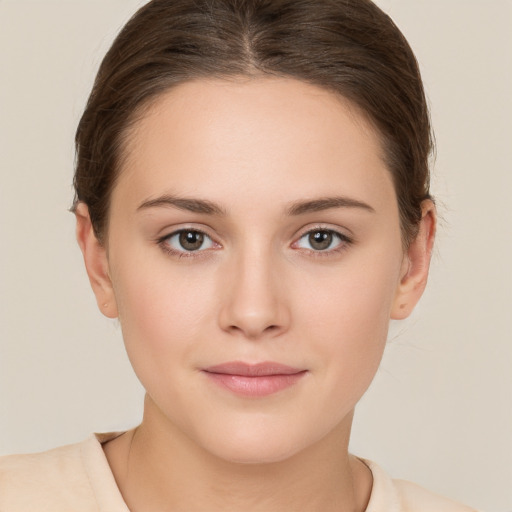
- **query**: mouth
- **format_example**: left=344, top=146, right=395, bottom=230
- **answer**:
left=202, top=361, right=307, bottom=397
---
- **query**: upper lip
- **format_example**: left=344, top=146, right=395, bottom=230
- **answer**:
left=203, top=361, right=305, bottom=377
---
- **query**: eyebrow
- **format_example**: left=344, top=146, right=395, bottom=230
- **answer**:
left=137, top=195, right=226, bottom=215
left=137, top=194, right=375, bottom=216
left=286, top=196, right=375, bottom=215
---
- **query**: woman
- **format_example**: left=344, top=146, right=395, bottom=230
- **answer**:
left=0, top=0, right=478, bottom=510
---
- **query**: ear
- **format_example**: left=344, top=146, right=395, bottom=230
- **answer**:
left=391, top=200, right=436, bottom=320
left=75, top=203, right=118, bottom=319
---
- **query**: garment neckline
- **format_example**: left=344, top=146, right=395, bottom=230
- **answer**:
left=88, top=432, right=398, bottom=512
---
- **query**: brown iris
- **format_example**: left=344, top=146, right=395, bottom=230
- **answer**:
left=179, top=231, right=205, bottom=251
left=308, top=231, right=333, bottom=250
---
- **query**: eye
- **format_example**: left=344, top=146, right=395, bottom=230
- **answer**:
left=164, top=229, right=215, bottom=253
left=295, top=229, right=349, bottom=252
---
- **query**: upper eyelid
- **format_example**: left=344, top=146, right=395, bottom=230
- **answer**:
left=295, top=230, right=348, bottom=244
left=291, top=229, right=353, bottom=259
left=157, top=225, right=216, bottom=242
left=164, top=228, right=212, bottom=240
left=158, top=228, right=219, bottom=256
left=294, top=224, right=353, bottom=241
left=156, top=224, right=353, bottom=247
left=291, top=226, right=354, bottom=252
left=156, top=228, right=215, bottom=251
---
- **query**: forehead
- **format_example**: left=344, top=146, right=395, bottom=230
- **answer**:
left=112, top=77, right=395, bottom=215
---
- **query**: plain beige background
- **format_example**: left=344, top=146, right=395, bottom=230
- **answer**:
left=0, top=1, right=511, bottom=510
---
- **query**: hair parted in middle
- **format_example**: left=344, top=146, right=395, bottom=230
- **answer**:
left=73, top=0, right=433, bottom=246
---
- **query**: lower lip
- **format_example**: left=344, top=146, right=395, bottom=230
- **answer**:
left=204, top=371, right=307, bottom=397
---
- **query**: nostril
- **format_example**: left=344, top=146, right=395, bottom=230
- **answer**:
left=217, top=279, right=290, bottom=339
left=225, top=322, right=281, bottom=340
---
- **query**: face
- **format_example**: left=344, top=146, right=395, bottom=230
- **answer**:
left=81, top=77, right=428, bottom=464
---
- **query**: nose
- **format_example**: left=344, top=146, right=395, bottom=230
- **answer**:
left=217, top=245, right=290, bottom=340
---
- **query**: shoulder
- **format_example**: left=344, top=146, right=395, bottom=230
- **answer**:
left=393, top=479, right=479, bottom=512
left=0, top=439, right=96, bottom=511
left=362, top=459, right=480, bottom=512
left=0, top=434, right=127, bottom=512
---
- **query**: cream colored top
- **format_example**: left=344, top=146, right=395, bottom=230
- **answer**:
left=0, top=433, right=478, bottom=512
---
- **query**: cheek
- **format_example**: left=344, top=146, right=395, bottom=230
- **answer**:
left=110, top=254, right=217, bottom=380
left=294, top=251, right=403, bottom=391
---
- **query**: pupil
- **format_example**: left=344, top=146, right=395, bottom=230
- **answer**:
left=309, top=231, right=332, bottom=250
left=179, top=231, right=204, bottom=251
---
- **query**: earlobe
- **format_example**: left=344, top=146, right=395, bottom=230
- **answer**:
left=75, top=203, right=118, bottom=319
left=391, top=200, right=436, bottom=320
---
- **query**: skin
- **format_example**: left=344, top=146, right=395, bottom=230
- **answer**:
left=76, top=77, right=435, bottom=512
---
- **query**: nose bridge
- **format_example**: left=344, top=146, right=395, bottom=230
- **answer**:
left=218, top=237, right=289, bottom=339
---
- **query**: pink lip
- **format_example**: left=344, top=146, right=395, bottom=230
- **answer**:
left=202, top=362, right=307, bottom=397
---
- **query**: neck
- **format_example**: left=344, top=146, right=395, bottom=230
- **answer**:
left=104, top=398, right=372, bottom=512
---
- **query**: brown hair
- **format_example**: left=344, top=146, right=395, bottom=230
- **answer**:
left=72, top=0, right=433, bottom=245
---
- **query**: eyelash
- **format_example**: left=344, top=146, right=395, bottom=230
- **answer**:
left=293, top=227, right=353, bottom=257
left=157, top=228, right=217, bottom=259
left=157, top=227, right=353, bottom=259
